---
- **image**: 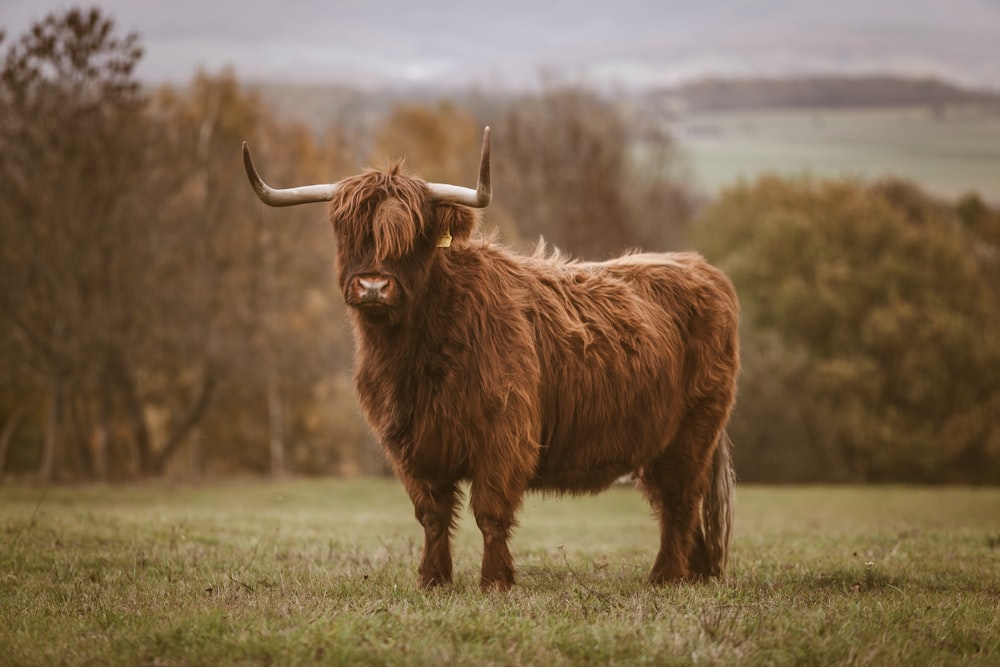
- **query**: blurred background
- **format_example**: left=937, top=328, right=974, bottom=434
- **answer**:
left=1, top=2, right=998, bottom=484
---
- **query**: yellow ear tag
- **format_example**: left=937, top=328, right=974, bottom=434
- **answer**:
left=436, top=230, right=453, bottom=248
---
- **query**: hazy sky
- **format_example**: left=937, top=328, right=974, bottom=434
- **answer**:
left=3, top=0, right=999, bottom=89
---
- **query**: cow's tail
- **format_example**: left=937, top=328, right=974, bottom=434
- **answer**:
left=702, top=430, right=735, bottom=577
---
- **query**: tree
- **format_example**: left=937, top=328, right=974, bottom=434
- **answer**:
left=0, top=8, right=147, bottom=479
left=0, top=12, right=373, bottom=480
left=694, top=176, right=1000, bottom=482
left=151, top=70, right=364, bottom=477
left=373, top=101, right=481, bottom=185
left=495, top=86, right=691, bottom=258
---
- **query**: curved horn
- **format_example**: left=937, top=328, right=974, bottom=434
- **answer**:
left=425, top=126, right=492, bottom=208
left=242, top=142, right=341, bottom=207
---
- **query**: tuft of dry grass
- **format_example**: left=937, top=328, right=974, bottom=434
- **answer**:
left=1, top=479, right=998, bottom=665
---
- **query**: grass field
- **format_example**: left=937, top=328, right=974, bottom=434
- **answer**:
left=2, top=479, right=998, bottom=665
left=669, top=105, right=1000, bottom=204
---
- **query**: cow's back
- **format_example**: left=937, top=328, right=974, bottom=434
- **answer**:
left=522, top=250, right=739, bottom=493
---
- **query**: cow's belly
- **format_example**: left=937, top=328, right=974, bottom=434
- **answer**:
left=526, top=381, right=683, bottom=494
left=528, top=454, right=635, bottom=493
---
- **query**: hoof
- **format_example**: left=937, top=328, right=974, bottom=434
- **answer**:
left=648, top=568, right=688, bottom=586
left=479, top=577, right=514, bottom=593
left=418, top=572, right=452, bottom=589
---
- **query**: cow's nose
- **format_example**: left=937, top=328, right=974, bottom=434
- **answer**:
left=359, top=277, right=389, bottom=293
left=352, top=274, right=395, bottom=304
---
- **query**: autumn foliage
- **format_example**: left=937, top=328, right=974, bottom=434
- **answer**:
left=2, top=8, right=998, bottom=483
left=694, top=177, right=1000, bottom=482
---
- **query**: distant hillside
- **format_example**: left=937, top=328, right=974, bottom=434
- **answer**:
left=250, top=74, right=1000, bottom=135
left=248, top=82, right=397, bottom=134
left=650, top=75, right=1000, bottom=113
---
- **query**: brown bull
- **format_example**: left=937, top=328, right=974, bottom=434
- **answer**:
left=243, top=128, right=740, bottom=591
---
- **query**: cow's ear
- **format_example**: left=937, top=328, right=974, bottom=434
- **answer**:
left=433, top=203, right=479, bottom=244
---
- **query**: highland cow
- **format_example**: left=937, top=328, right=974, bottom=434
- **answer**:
left=242, top=128, right=739, bottom=591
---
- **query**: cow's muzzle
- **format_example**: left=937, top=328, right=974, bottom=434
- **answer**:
left=347, top=273, right=400, bottom=309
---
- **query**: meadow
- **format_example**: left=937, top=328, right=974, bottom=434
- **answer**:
left=1, top=479, right=998, bottom=666
left=671, top=105, right=1000, bottom=203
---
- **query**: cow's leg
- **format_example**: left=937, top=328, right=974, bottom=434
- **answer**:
left=686, top=524, right=712, bottom=579
left=401, top=476, right=461, bottom=587
left=470, top=482, right=522, bottom=592
left=641, top=397, right=730, bottom=583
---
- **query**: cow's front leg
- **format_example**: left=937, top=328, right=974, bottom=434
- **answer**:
left=402, top=477, right=461, bottom=587
left=470, top=485, right=519, bottom=591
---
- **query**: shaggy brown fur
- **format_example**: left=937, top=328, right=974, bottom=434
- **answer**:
left=320, top=160, right=740, bottom=591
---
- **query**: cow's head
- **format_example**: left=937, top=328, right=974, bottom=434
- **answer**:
left=243, top=128, right=491, bottom=325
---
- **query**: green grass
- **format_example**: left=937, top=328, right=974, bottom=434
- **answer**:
left=667, top=105, right=1000, bottom=203
left=2, top=479, right=998, bottom=665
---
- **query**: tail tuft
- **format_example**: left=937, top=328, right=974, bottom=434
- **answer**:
left=702, top=431, right=735, bottom=577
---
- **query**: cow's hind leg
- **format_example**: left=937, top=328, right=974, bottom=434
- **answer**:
left=641, top=398, right=730, bottom=583
left=402, top=477, right=461, bottom=587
